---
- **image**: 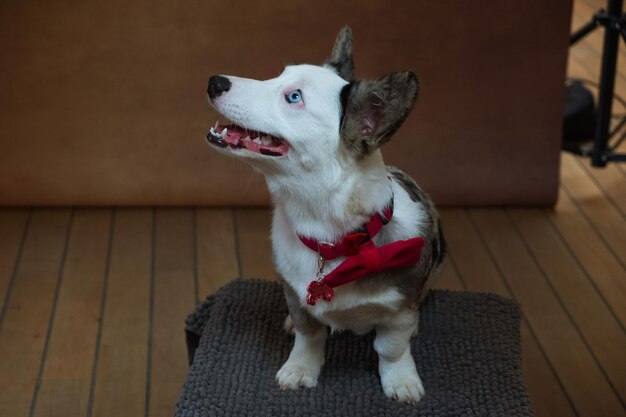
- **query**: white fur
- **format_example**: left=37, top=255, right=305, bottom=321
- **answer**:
left=374, top=310, right=425, bottom=403
left=276, top=327, right=327, bottom=389
left=211, top=65, right=349, bottom=177
left=209, top=63, right=428, bottom=403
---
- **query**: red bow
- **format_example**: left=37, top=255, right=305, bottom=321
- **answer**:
left=306, top=237, right=424, bottom=305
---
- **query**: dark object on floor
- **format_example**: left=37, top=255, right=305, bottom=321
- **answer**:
left=563, top=80, right=596, bottom=145
left=176, top=279, right=534, bottom=417
left=565, top=0, right=626, bottom=166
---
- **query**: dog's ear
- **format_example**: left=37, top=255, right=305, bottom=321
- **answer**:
left=340, top=71, right=419, bottom=156
left=325, top=26, right=355, bottom=81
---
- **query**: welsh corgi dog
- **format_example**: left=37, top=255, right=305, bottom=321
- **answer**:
left=206, top=26, right=445, bottom=404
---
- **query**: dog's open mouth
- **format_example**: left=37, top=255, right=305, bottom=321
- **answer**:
left=206, top=122, right=289, bottom=157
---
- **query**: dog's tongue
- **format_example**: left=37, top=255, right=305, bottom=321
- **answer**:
left=219, top=125, right=258, bottom=145
left=215, top=123, right=289, bottom=156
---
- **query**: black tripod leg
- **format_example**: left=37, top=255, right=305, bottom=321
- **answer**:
left=592, top=0, right=623, bottom=167
left=570, top=18, right=601, bottom=45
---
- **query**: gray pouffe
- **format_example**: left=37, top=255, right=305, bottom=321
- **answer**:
left=176, top=279, right=534, bottom=417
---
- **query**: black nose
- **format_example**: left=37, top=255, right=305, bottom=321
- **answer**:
left=207, top=75, right=231, bottom=100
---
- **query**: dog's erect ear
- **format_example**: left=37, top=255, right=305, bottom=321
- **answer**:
left=340, top=71, right=419, bottom=156
left=325, top=26, right=355, bottom=81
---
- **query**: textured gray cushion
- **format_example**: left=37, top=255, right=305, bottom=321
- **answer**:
left=176, top=279, right=534, bottom=417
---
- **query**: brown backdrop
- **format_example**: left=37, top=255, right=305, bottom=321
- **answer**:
left=0, top=0, right=572, bottom=206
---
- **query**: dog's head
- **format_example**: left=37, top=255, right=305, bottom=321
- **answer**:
left=206, top=26, right=419, bottom=175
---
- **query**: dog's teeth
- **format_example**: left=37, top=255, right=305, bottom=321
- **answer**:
left=214, top=121, right=218, bottom=129
left=221, top=128, right=228, bottom=137
left=261, top=136, right=272, bottom=146
left=253, top=137, right=262, bottom=144
left=209, top=127, right=215, bottom=135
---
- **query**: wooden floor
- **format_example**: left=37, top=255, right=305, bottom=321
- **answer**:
left=1, top=2, right=626, bottom=416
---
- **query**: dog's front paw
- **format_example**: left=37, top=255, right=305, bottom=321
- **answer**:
left=380, top=371, right=425, bottom=404
left=276, top=361, right=320, bottom=389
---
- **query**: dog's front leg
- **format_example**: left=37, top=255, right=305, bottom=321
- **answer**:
left=374, top=309, right=424, bottom=404
left=276, top=284, right=327, bottom=389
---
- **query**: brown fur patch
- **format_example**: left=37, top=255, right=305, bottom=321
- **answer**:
left=325, top=26, right=355, bottom=81
left=351, top=167, right=446, bottom=309
left=340, top=72, right=420, bottom=157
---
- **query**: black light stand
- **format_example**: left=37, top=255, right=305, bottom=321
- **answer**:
left=566, top=0, right=626, bottom=166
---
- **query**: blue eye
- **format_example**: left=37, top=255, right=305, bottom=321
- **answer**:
left=285, top=90, right=302, bottom=104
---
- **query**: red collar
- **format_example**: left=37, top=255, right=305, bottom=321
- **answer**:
left=298, top=201, right=394, bottom=260
left=296, top=196, right=425, bottom=306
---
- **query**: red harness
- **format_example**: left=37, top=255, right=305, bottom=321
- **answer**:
left=298, top=200, right=425, bottom=305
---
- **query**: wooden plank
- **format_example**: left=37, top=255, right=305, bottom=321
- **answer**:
left=90, top=209, right=152, bottom=417
left=567, top=13, right=626, bottom=180
left=195, top=208, right=239, bottom=299
left=234, top=208, right=277, bottom=280
left=430, top=258, right=464, bottom=291
left=470, top=209, right=623, bottom=417
left=567, top=54, right=626, bottom=134
left=574, top=0, right=626, bottom=172
left=565, top=59, right=626, bottom=213
left=0, top=209, right=30, bottom=314
left=572, top=0, right=626, bottom=62
left=566, top=58, right=596, bottom=94
left=576, top=158, right=626, bottom=215
left=517, top=322, right=577, bottom=417
left=30, top=209, right=112, bottom=417
left=568, top=41, right=604, bottom=82
left=440, top=210, right=510, bottom=297
left=547, top=188, right=626, bottom=327
left=570, top=6, right=626, bottom=88
left=509, top=208, right=626, bottom=402
left=0, top=209, right=72, bottom=417
left=440, top=209, right=578, bottom=417
left=148, top=208, right=196, bottom=417
left=560, top=153, right=626, bottom=266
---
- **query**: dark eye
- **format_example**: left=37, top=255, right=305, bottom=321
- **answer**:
left=285, top=89, right=302, bottom=104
